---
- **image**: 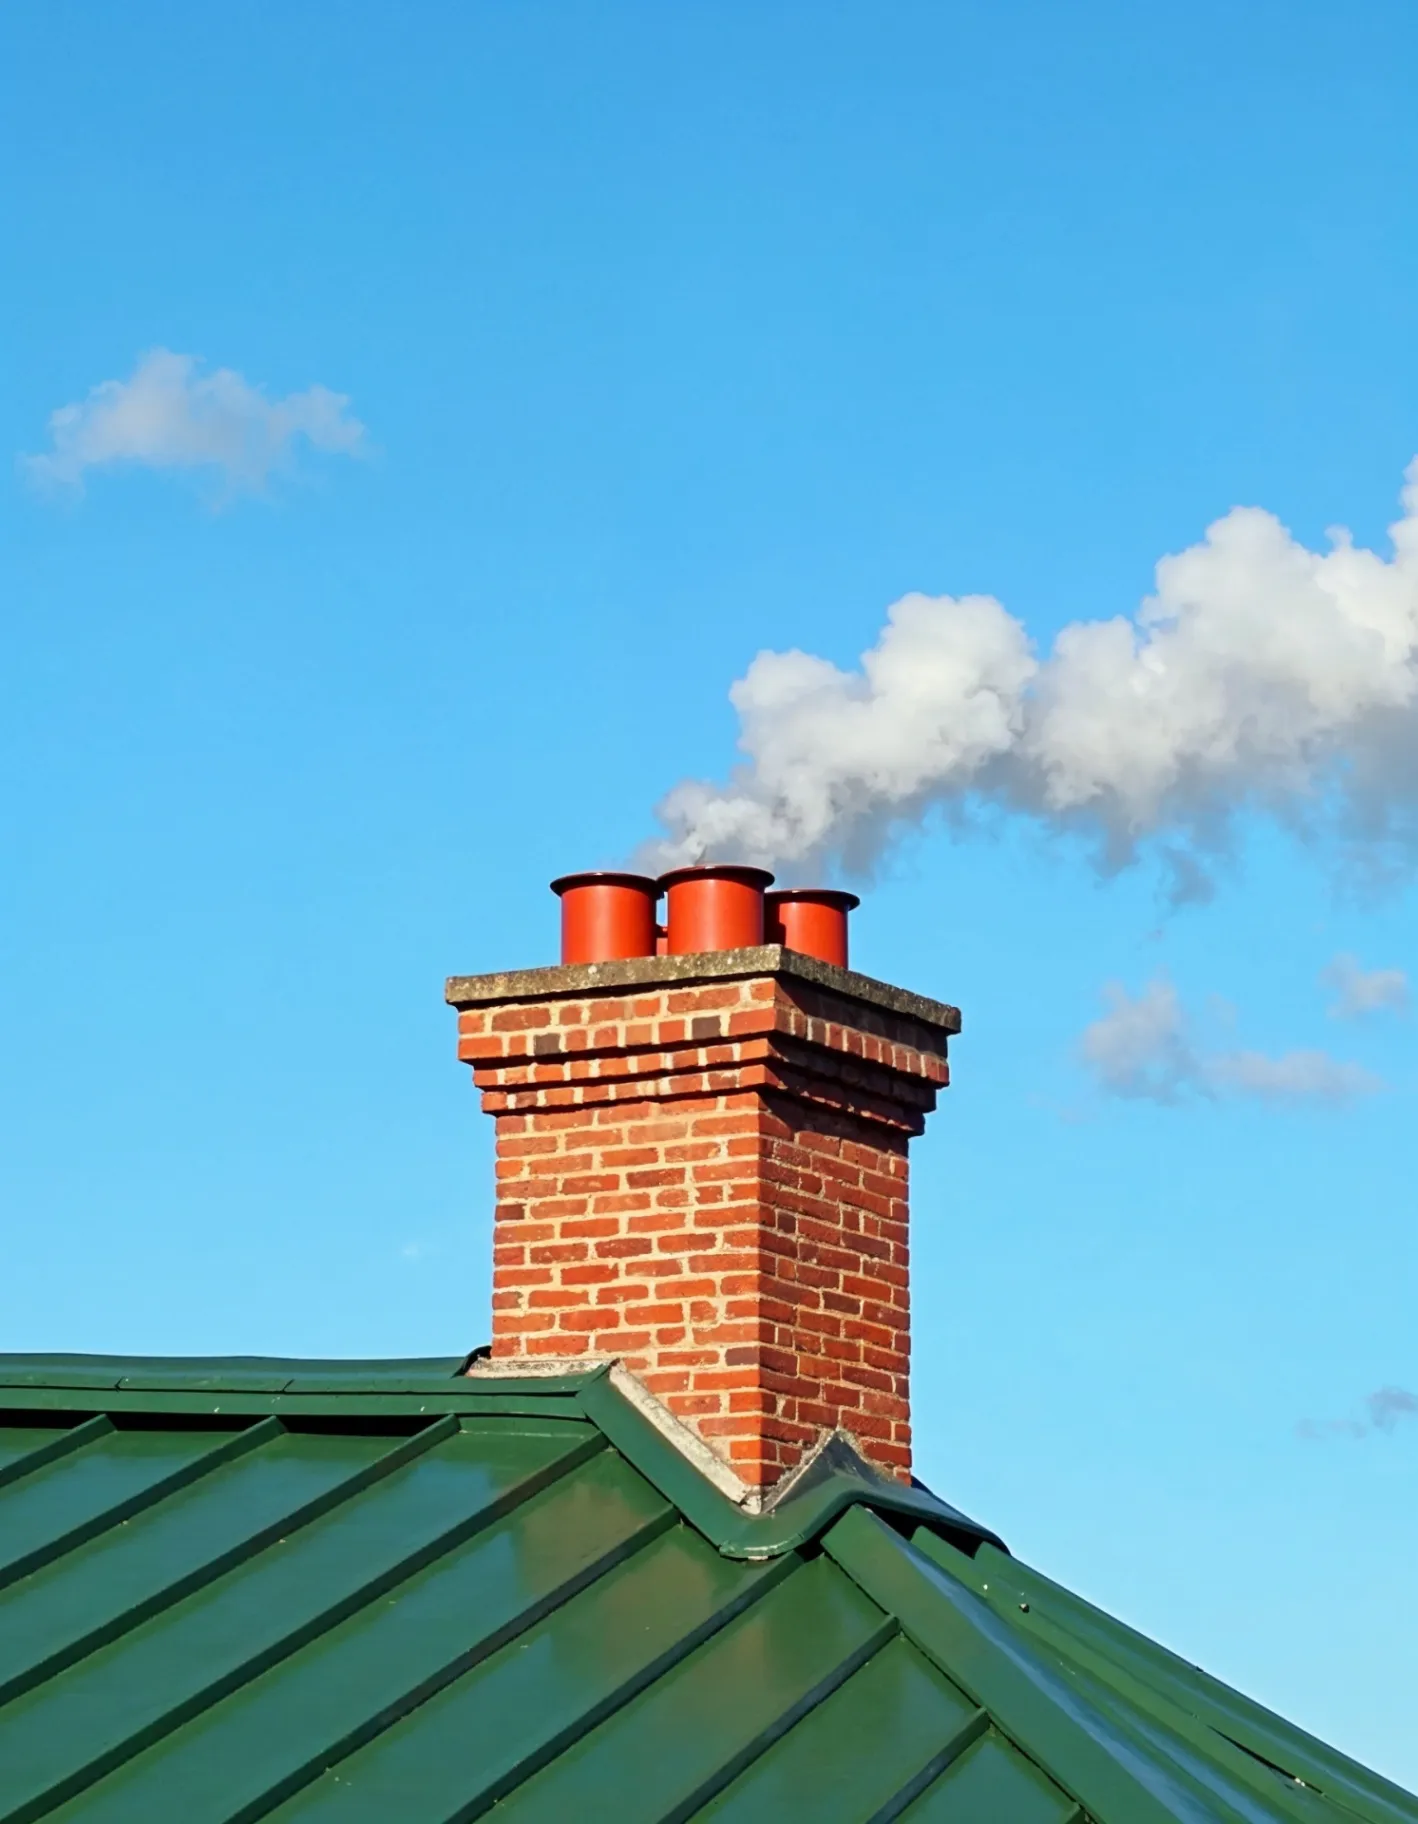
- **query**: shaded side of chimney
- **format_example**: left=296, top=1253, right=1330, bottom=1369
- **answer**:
left=447, top=948, right=957, bottom=1492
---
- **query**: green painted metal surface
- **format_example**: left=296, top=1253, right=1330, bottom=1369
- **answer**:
left=0, top=1356, right=1411, bottom=1822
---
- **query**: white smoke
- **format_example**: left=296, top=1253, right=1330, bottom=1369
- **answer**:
left=649, top=461, right=1418, bottom=892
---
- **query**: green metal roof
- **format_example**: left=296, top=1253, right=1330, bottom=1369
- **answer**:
left=0, top=1356, right=1412, bottom=1823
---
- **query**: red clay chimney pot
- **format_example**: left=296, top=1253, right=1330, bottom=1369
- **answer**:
left=550, top=872, right=659, bottom=965
left=765, top=888, right=861, bottom=968
left=658, top=864, right=775, bottom=954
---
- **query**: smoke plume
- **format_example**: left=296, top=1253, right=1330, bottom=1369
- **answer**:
left=648, top=461, right=1418, bottom=893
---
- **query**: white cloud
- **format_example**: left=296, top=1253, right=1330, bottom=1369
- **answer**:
left=1078, top=978, right=1198, bottom=1103
left=1322, top=953, right=1409, bottom=1019
left=1296, top=1415, right=1368, bottom=1441
left=1205, top=1048, right=1381, bottom=1103
left=1078, top=976, right=1382, bottom=1107
left=1299, top=1386, right=1418, bottom=1440
left=23, top=348, right=367, bottom=497
left=647, top=460, right=1418, bottom=894
left=1368, top=1386, right=1418, bottom=1431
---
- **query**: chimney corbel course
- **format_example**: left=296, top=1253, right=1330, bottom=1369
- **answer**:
left=446, top=945, right=959, bottom=1492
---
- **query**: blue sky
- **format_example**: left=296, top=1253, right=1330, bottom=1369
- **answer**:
left=4, top=0, right=1417, bottom=1789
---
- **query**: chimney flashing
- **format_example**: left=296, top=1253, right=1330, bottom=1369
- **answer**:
left=446, top=944, right=961, bottom=1037
left=463, top=1354, right=908, bottom=1518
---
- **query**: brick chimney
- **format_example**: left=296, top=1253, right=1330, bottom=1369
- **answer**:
left=446, top=875, right=958, bottom=1495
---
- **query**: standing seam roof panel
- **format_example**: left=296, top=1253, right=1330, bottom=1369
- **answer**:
left=0, top=1356, right=1413, bottom=1824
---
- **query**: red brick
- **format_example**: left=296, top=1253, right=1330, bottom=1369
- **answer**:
left=600, top=1146, right=659, bottom=1168
left=595, top=1236, right=654, bottom=1259
left=559, top=1219, right=623, bottom=1241
left=496, top=1134, right=560, bottom=1157
left=492, top=1007, right=552, bottom=1032
left=560, top=1263, right=620, bottom=1285
left=595, top=1282, right=657, bottom=1306
left=619, top=1301, right=690, bottom=1326
left=560, top=1308, right=615, bottom=1333
left=462, top=971, right=946, bottom=1490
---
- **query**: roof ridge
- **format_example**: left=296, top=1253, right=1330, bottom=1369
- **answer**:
left=0, top=1349, right=1002, bottom=1563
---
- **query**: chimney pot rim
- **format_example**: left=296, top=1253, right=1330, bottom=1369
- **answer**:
left=550, top=871, right=661, bottom=899
left=766, top=887, right=861, bottom=913
left=658, top=864, right=776, bottom=892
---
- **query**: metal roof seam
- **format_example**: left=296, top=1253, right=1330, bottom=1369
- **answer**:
left=0, top=1416, right=286, bottom=1596
left=862, top=1704, right=993, bottom=1823
left=246, top=1505, right=690, bottom=1818
left=440, top=1545, right=803, bottom=1817
left=1, top=1372, right=1411, bottom=1819
left=0, top=1429, right=626, bottom=1819
left=658, top=1616, right=902, bottom=1824
left=0, top=1414, right=114, bottom=1492
left=823, top=1507, right=1200, bottom=1824
left=909, top=1530, right=1418, bottom=1824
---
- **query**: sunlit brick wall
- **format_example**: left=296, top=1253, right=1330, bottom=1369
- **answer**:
left=451, top=963, right=954, bottom=1490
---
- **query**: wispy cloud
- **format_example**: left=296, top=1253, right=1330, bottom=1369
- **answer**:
left=1205, top=1048, right=1383, bottom=1103
left=1079, top=976, right=1382, bottom=1107
left=1078, top=978, right=1197, bottom=1103
left=1323, top=953, right=1409, bottom=1020
left=23, top=348, right=367, bottom=499
left=1298, top=1386, right=1418, bottom=1440
left=1370, top=1386, right=1418, bottom=1430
